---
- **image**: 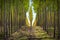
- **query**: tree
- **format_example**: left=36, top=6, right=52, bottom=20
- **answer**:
left=57, top=0, right=60, bottom=39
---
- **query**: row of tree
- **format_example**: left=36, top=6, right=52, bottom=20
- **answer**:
left=32, top=0, right=60, bottom=39
left=0, top=0, right=29, bottom=40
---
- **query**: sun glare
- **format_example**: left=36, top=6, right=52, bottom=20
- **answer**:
left=26, top=0, right=36, bottom=26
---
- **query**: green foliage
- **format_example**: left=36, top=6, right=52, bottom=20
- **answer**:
left=29, top=7, right=33, bottom=23
left=23, top=0, right=29, bottom=11
left=32, top=0, right=57, bottom=13
left=33, top=0, right=40, bottom=12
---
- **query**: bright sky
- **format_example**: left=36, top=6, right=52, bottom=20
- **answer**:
left=26, top=0, right=36, bottom=26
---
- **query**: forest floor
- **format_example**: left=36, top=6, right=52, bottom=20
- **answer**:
left=9, top=26, right=55, bottom=40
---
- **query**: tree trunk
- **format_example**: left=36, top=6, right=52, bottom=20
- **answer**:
left=57, top=0, right=60, bottom=39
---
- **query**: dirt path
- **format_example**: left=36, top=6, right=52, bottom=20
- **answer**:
left=9, top=26, right=54, bottom=40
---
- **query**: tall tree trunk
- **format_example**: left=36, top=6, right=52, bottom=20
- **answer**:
left=57, top=0, right=60, bottom=39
